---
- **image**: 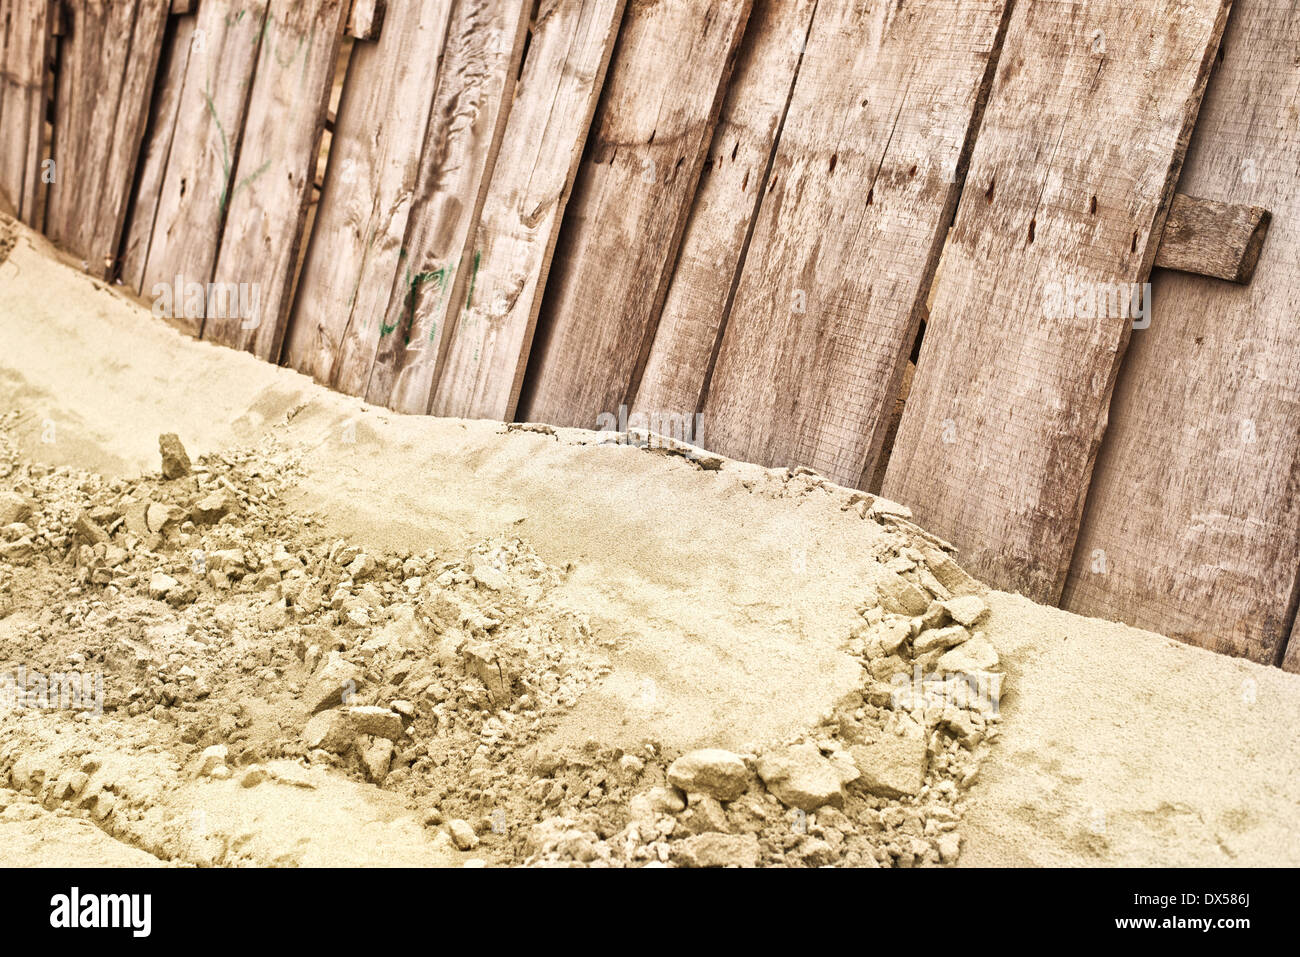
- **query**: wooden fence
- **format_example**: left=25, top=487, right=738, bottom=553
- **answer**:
left=1, top=0, right=1297, bottom=670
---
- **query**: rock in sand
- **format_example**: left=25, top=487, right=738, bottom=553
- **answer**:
left=756, top=742, right=845, bottom=810
left=666, top=749, right=750, bottom=802
left=158, top=433, right=191, bottom=479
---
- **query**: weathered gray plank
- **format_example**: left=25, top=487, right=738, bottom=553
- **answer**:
left=138, top=0, right=270, bottom=333
left=883, top=0, right=1231, bottom=604
left=363, top=0, right=530, bottom=413
left=45, top=0, right=171, bottom=277
left=120, top=10, right=198, bottom=292
left=282, top=0, right=454, bottom=389
left=427, top=0, right=626, bottom=420
left=0, top=0, right=54, bottom=227
left=1064, top=0, right=1300, bottom=666
left=203, top=0, right=350, bottom=359
left=1153, top=192, right=1270, bottom=283
left=0, top=0, right=10, bottom=216
left=632, top=0, right=817, bottom=424
left=515, top=0, right=753, bottom=427
left=700, top=0, right=1010, bottom=487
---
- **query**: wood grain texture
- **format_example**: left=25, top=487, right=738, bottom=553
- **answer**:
left=1153, top=192, right=1270, bottom=283
left=363, top=0, right=530, bottom=412
left=282, top=0, right=454, bottom=389
left=138, top=0, right=270, bottom=333
left=0, top=0, right=55, bottom=227
left=45, top=0, right=171, bottom=275
left=120, top=11, right=198, bottom=291
left=0, top=0, right=9, bottom=217
left=428, top=0, right=626, bottom=420
left=203, top=0, right=350, bottom=359
left=1285, top=615, right=1300, bottom=674
left=1063, top=0, right=1300, bottom=666
left=0, top=0, right=7, bottom=204
left=345, top=0, right=384, bottom=39
left=632, top=0, right=816, bottom=422
left=699, top=0, right=1010, bottom=486
left=515, top=0, right=753, bottom=427
left=883, top=0, right=1231, bottom=605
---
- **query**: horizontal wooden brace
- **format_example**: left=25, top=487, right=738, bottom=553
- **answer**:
left=1155, top=193, right=1271, bottom=284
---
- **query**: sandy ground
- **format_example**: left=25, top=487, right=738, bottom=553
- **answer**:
left=0, top=216, right=1297, bottom=866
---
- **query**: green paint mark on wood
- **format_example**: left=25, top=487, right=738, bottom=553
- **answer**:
left=203, top=83, right=236, bottom=215
left=383, top=264, right=450, bottom=343
left=465, top=249, right=481, bottom=309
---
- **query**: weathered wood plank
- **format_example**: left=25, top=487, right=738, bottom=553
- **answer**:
left=345, top=0, right=383, bottom=39
left=363, top=0, right=530, bottom=412
left=0, top=0, right=54, bottom=227
left=700, top=0, right=1010, bottom=486
left=1285, top=614, right=1300, bottom=674
left=1153, top=192, right=1270, bottom=283
left=45, top=0, right=171, bottom=277
left=120, top=10, right=198, bottom=292
left=0, top=0, right=9, bottom=214
left=203, top=0, right=350, bottom=359
left=0, top=0, right=10, bottom=216
left=1063, top=0, right=1300, bottom=666
left=282, top=0, right=454, bottom=389
left=882, top=0, right=1231, bottom=605
left=1, top=0, right=17, bottom=215
left=427, top=0, right=626, bottom=420
left=137, top=0, right=270, bottom=333
left=514, top=0, right=753, bottom=427
left=631, top=0, right=817, bottom=424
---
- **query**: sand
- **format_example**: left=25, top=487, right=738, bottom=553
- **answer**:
left=0, top=215, right=1297, bottom=866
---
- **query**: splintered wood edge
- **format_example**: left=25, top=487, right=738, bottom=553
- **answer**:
left=346, top=0, right=386, bottom=40
left=170, top=0, right=199, bottom=14
left=1154, top=192, right=1272, bottom=284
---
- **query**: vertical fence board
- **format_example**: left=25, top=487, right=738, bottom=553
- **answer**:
left=46, top=0, right=170, bottom=276
left=0, top=0, right=55, bottom=227
left=1285, top=615, right=1300, bottom=673
left=137, top=0, right=270, bottom=335
left=427, top=0, right=626, bottom=420
left=883, top=0, right=1231, bottom=604
left=514, top=0, right=753, bottom=428
left=1063, top=0, right=1300, bottom=666
left=632, top=0, right=817, bottom=424
left=204, top=0, right=350, bottom=359
left=120, top=11, right=198, bottom=292
left=699, top=0, right=1009, bottom=487
left=283, top=0, right=455, bottom=390
left=363, top=0, right=530, bottom=412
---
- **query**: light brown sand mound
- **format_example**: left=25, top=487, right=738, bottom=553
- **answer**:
left=1, top=217, right=1297, bottom=866
left=968, top=593, right=1300, bottom=865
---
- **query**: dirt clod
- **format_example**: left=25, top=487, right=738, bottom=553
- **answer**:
left=158, top=433, right=191, bottom=480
